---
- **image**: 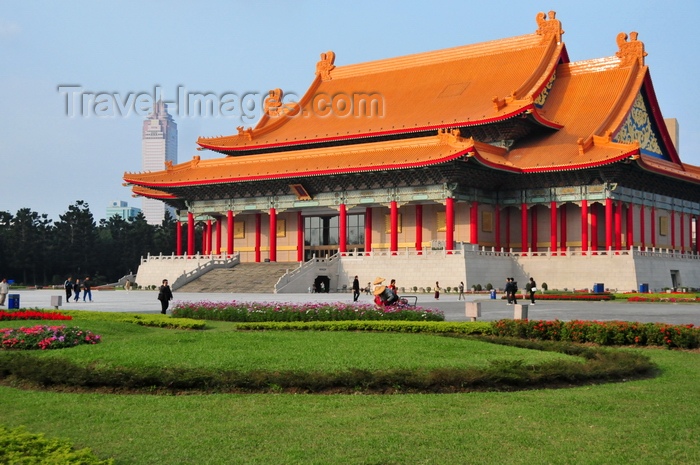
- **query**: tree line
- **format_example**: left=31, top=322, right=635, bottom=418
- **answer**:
left=0, top=200, right=196, bottom=286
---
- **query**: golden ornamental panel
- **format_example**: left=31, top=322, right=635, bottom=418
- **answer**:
left=481, top=211, right=493, bottom=233
left=659, top=216, right=668, bottom=236
left=234, top=221, right=245, bottom=239
left=276, top=219, right=286, bottom=237
left=384, top=214, right=402, bottom=233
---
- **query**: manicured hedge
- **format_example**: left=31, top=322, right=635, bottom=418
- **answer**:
left=492, top=319, right=700, bottom=349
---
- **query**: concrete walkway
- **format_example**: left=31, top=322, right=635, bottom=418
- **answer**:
left=5, top=289, right=700, bottom=325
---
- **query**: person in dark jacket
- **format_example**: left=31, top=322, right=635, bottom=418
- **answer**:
left=352, top=276, right=360, bottom=302
left=73, top=279, right=81, bottom=302
left=64, top=277, right=73, bottom=302
left=82, top=277, right=92, bottom=302
left=527, top=277, right=537, bottom=305
left=157, top=279, right=174, bottom=314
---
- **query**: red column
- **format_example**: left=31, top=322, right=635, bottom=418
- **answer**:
left=591, top=203, right=598, bottom=255
left=269, top=208, right=277, bottom=262
left=469, top=200, right=478, bottom=245
left=530, top=207, right=538, bottom=254
left=521, top=203, right=528, bottom=255
left=605, top=198, right=613, bottom=252
left=187, top=212, right=194, bottom=256
left=690, top=214, right=694, bottom=253
left=680, top=212, right=685, bottom=253
left=495, top=206, right=501, bottom=251
left=626, top=204, right=634, bottom=250
left=695, top=216, right=700, bottom=255
left=671, top=210, right=676, bottom=250
left=559, top=203, right=567, bottom=255
left=415, top=205, right=423, bottom=254
left=254, top=213, right=261, bottom=262
left=364, top=207, right=372, bottom=253
left=176, top=220, right=182, bottom=255
left=651, top=206, right=656, bottom=247
left=581, top=200, right=588, bottom=255
left=207, top=219, right=214, bottom=254
left=446, top=198, right=455, bottom=252
left=227, top=210, right=234, bottom=257
left=550, top=201, right=557, bottom=256
left=390, top=201, right=398, bottom=254
left=297, top=211, right=304, bottom=262
left=201, top=225, right=207, bottom=255
left=339, top=203, right=347, bottom=253
left=215, top=216, right=222, bottom=255
left=639, top=204, right=645, bottom=248
left=614, top=200, right=622, bottom=253
left=505, top=209, right=511, bottom=250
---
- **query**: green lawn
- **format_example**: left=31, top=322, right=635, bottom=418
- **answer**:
left=0, top=318, right=698, bottom=464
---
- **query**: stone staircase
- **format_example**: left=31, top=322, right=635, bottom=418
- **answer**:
left=176, top=262, right=299, bottom=293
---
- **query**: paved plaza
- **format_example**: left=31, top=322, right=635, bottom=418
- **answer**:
left=5, top=289, right=700, bottom=325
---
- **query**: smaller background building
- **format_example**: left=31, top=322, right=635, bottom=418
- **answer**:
left=106, top=200, right=141, bottom=221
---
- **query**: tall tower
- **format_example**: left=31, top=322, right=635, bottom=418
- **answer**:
left=142, top=100, right=177, bottom=225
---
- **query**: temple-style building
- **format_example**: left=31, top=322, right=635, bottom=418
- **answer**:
left=125, top=11, right=700, bottom=293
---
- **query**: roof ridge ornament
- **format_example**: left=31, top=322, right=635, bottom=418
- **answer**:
left=316, top=51, right=336, bottom=81
left=616, top=32, right=647, bottom=67
left=437, top=128, right=462, bottom=144
left=236, top=126, right=254, bottom=140
left=536, top=11, right=564, bottom=45
left=263, top=88, right=284, bottom=116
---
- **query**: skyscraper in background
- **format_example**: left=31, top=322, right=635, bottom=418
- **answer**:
left=142, top=100, right=177, bottom=225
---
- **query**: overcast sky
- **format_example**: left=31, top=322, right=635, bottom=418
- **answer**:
left=1, top=0, right=698, bottom=222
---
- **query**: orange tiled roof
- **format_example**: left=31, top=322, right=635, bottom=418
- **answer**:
left=127, top=12, right=700, bottom=197
left=197, top=12, right=567, bottom=152
left=125, top=131, right=484, bottom=189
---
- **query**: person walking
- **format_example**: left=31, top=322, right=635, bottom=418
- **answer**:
left=434, top=281, right=441, bottom=300
left=157, top=279, right=174, bottom=314
left=0, top=278, right=9, bottom=306
left=458, top=281, right=465, bottom=300
left=73, top=279, right=81, bottom=302
left=352, top=275, right=360, bottom=302
left=505, top=277, right=512, bottom=304
left=528, top=277, right=537, bottom=305
left=82, top=277, right=92, bottom=302
left=506, top=277, right=517, bottom=305
left=64, top=277, right=73, bottom=302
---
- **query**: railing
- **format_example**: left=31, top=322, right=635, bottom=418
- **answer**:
left=339, top=248, right=465, bottom=258
left=275, top=254, right=337, bottom=292
left=337, top=245, right=700, bottom=260
left=169, top=253, right=240, bottom=290
left=508, top=246, right=700, bottom=260
left=140, top=252, right=239, bottom=264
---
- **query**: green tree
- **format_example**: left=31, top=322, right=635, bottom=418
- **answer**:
left=54, top=201, right=97, bottom=280
left=0, top=211, right=13, bottom=279
left=154, top=210, right=177, bottom=255
left=6, top=208, right=52, bottom=285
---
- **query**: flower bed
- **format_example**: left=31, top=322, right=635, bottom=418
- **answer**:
left=627, top=296, right=700, bottom=303
left=0, top=310, right=72, bottom=321
left=492, top=319, right=700, bottom=349
left=171, top=301, right=445, bottom=322
left=1, top=325, right=102, bottom=350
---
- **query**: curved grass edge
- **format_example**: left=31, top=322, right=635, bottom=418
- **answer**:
left=0, top=324, right=656, bottom=394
